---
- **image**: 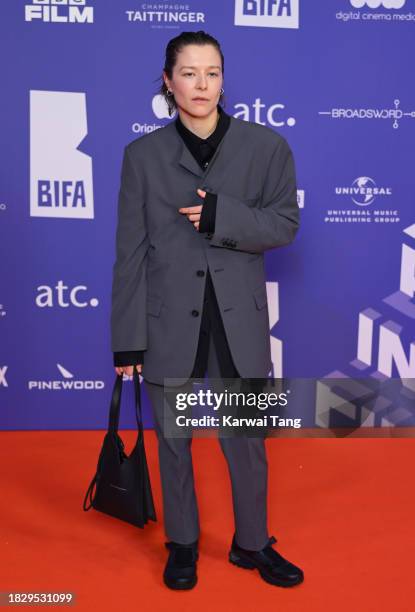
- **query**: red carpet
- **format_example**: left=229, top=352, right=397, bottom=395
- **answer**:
left=1, top=431, right=414, bottom=610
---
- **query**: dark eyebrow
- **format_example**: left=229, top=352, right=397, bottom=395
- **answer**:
left=179, top=65, right=221, bottom=70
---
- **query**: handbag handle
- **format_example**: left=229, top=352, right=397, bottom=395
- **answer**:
left=108, top=368, right=143, bottom=439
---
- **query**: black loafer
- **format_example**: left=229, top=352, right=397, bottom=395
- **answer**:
left=229, top=534, right=304, bottom=587
left=163, top=540, right=199, bottom=590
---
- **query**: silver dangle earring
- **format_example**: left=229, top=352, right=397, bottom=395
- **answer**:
left=166, top=89, right=173, bottom=96
left=220, top=87, right=224, bottom=95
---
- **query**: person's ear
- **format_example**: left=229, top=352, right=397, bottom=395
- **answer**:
left=162, top=70, right=170, bottom=91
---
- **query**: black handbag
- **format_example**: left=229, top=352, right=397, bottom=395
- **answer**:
left=82, top=367, right=156, bottom=528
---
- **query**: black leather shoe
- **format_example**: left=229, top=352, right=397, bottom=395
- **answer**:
left=163, top=540, right=199, bottom=590
left=229, top=534, right=304, bottom=587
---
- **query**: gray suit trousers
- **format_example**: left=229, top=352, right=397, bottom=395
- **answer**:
left=144, top=330, right=270, bottom=551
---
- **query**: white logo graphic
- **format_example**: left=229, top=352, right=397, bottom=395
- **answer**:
left=25, top=0, right=94, bottom=24
left=152, top=94, right=176, bottom=121
left=57, top=364, right=75, bottom=378
left=0, top=366, right=8, bottom=387
left=131, top=95, right=171, bottom=134
left=337, top=0, right=414, bottom=22
left=0, top=304, right=6, bottom=317
left=234, top=0, right=299, bottom=29
left=266, top=281, right=281, bottom=378
left=28, top=364, right=104, bottom=390
left=350, top=0, right=405, bottom=8
left=125, top=6, right=205, bottom=24
left=319, top=99, right=415, bottom=129
left=297, top=189, right=305, bottom=209
left=357, top=222, right=415, bottom=392
left=336, top=177, right=392, bottom=206
left=30, top=90, right=94, bottom=219
left=35, top=281, right=99, bottom=308
left=325, top=177, right=398, bottom=224
left=234, top=98, right=296, bottom=127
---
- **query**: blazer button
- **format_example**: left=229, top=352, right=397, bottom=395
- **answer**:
left=191, top=310, right=199, bottom=317
left=196, top=270, right=205, bottom=277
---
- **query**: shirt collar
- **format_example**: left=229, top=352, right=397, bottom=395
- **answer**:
left=175, top=104, right=231, bottom=151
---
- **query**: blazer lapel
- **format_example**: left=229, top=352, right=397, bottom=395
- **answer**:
left=175, top=116, right=246, bottom=193
left=177, top=141, right=204, bottom=178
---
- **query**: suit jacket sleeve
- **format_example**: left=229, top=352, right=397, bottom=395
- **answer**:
left=208, top=138, right=300, bottom=254
left=110, top=144, right=148, bottom=353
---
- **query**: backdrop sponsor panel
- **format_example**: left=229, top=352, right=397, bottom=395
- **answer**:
left=0, top=0, right=414, bottom=430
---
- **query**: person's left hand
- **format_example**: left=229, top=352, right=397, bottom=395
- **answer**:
left=178, top=188, right=206, bottom=231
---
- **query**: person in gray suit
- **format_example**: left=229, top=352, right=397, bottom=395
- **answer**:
left=111, top=30, right=304, bottom=590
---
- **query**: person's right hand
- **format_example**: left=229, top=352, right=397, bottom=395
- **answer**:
left=114, top=364, right=142, bottom=377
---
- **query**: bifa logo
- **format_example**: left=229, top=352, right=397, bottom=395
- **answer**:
left=30, top=90, right=94, bottom=219
left=25, top=0, right=94, bottom=24
left=234, top=0, right=299, bottom=29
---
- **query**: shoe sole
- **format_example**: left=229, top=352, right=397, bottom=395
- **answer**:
left=229, top=551, right=304, bottom=588
left=163, top=575, right=198, bottom=590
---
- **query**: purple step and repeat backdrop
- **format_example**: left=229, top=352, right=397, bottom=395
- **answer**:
left=1, top=0, right=414, bottom=431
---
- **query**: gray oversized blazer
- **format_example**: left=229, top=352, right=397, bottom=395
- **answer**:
left=110, top=113, right=300, bottom=386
